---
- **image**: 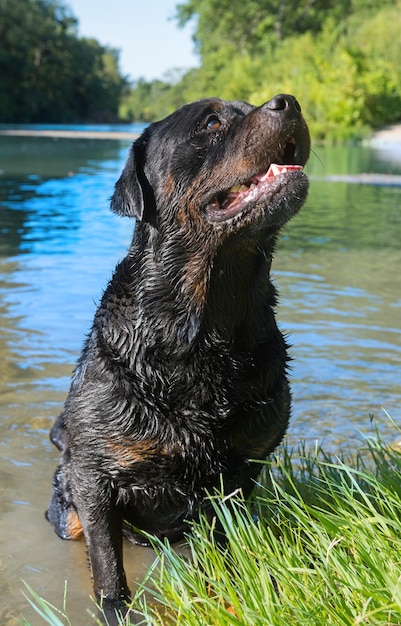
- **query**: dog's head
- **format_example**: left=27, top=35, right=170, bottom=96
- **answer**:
left=111, top=94, right=310, bottom=239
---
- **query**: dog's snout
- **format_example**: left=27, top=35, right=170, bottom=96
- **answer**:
left=264, top=94, right=302, bottom=115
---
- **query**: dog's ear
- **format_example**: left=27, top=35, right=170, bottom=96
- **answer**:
left=111, top=131, right=155, bottom=221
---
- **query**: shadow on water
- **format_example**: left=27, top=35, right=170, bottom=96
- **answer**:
left=0, top=134, right=400, bottom=623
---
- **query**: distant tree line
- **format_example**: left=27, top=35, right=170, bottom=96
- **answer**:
left=0, top=0, right=127, bottom=123
left=121, top=0, right=401, bottom=140
left=1, top=0, right=400, bottom=138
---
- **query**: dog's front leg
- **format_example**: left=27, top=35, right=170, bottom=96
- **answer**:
left=74, top=488, right=131, bottom=614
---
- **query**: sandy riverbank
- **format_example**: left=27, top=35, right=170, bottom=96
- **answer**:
left=369, top=123, right=401, bottom=147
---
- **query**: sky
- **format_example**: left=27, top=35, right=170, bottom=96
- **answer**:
left=68, top=0, right=200, bottom=82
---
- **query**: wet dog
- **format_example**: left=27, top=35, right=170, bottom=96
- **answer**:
left=46, top=94, right=310, bottom=616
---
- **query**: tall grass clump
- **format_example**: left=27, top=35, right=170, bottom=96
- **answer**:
left=24, top=431, right=401, bottom=625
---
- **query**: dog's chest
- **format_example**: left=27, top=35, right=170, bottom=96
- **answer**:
left=105, top=423, right=224, bottom=502
left=87, top=308, right=283, bottom=485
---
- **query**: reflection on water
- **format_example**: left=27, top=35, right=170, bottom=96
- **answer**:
left=276, top=248, right=401, bottom=444
left=0, top=134, right=400, bottom=623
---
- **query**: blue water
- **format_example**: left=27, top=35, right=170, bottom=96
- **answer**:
left=0, top=130, right=401, bottom=622
left=0, top=122, right=146, bottom=133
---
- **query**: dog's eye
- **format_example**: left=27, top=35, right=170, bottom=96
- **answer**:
left=206, top=116, right=221, bottom=131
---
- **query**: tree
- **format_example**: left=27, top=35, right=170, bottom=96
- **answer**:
left=175, top=0, right=358, bottom=58
left=171, top=0, right=401, bottom=137
left=0, top=0, right=127, bottom=122
left=114, top=0, right=401, bottom=138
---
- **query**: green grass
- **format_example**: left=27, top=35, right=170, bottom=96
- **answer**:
left=23, top=425, right=401, bottom=625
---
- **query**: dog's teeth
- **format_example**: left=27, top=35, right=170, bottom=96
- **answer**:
left=224, top=163, right=303, bottom=207
left=264, top=163, right=303, bottom=179
left=270, top=164, right=281, bottom=177
left=229, top=184, right=248, bottom=193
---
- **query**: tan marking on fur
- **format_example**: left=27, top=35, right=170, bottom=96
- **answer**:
left=192, top=275, right=209, bottom=309
left=67, top=510, right=84, bottom=540
left=163, top=172, right=176, bottom=198
left=183, top=254, right=210, bottom=311
left=171, top=152, right=256, bottom=311
left=106, top=439, right=161, bottom=468
left=175, top=190, right=214, bottom=311
left=106, top=438, right=184, bottom=470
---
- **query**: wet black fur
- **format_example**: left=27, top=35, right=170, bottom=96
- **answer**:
left=46, top=95, right=310, bottom=617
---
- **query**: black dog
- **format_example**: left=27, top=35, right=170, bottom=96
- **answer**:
left=46, top=94, right=310, bottom=615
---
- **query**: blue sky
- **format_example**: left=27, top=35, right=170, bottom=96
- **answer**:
left=68, top=0, right=199, bottom=82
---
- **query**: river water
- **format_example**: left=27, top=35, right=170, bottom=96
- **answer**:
left=0, top=131, right=400, bottom=624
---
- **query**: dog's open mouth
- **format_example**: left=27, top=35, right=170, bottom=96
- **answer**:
left=206, top=163, right=304, bottom=223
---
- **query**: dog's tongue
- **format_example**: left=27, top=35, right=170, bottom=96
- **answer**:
left=259, top=163, right=303, bottom=181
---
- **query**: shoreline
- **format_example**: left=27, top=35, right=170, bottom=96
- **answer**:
left=369, top=123, right=401, bottom=148
left=0, top=128, right=140, bottom=140
left=0, top=124, right=401, bottom=145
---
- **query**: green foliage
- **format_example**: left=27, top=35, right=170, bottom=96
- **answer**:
left=176, top=0, right=358, bottom=55
left=122, top=0, right=401, bottom=141
left=134, top=437, right=401, bottom=625
left=2, top=0, right=400, bottom=134
left=3, top=0, right=399, bottom=135
left=23, top=425, right=401, bottom=625
left=0, top=0, right=127, bottom=122
left=119, top=77, right=174, bottom=123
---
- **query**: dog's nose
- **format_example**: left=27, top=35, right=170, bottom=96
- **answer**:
left=264, top=94, right=302, bottom=114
